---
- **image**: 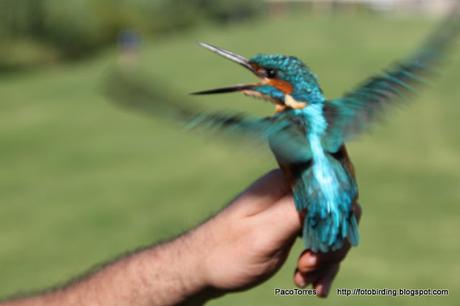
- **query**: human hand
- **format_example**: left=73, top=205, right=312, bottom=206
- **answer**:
left=189, top=169, right=361, bottom=299
left=0, top=169, right=360, bottom=306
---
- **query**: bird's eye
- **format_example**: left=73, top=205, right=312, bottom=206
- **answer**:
left=266, top=69, right=277, bottom=78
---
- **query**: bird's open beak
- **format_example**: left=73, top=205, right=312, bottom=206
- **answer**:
left=191, top=42, right=262, bottom=95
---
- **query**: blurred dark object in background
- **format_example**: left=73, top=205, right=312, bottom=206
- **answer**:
left=0, top=0, right=263, bottom=72
left=118, top=30, right=141, bottom=68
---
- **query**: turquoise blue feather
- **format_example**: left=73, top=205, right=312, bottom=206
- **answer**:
left=291, top=154, right=358, bottom=252
left=324, top=9, right=460, bottom=152
left=106, top=70, right=311, bottom=160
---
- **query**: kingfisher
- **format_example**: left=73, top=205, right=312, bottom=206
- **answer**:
left=192, top=44, right=360, bottom=252
left=108, top=10, right=459, bottom=253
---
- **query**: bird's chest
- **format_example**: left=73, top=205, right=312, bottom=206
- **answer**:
left=301, top=104, right=327, bottom=136
left=269, top=105, right=327, bottom=165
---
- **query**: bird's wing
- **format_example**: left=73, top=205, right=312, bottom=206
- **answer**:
left=105, top=70, right=310, bottom=160
left=323, top=8, right=460, bottom=152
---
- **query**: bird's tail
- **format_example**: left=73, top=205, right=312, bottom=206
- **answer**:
left=289, top=150, right=359, bottom=253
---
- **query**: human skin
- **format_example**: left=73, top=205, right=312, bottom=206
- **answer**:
left=1, top=169, right=360, bottom=306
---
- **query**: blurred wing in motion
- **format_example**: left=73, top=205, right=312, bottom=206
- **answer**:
left=324, top=7, right=460, bottom=152
left=106, top=70, right=275, bottom=139
left=105, top=70, right=311, bottom=161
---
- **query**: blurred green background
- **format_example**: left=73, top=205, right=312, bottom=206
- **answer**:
left=0, top=1, right=459, bottom=305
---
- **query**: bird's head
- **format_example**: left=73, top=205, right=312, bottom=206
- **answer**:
left=193, top=43, right=325, bottom=112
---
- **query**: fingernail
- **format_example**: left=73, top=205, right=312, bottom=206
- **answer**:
left=307, top=255, right=317, bottom=266
left=295, top=272, right=307, bottom=288
left=298, top=278, right=306, bottom=288
left=317, top=284, right=331, bottom=298
left=316, top=285, right=326, bottom=298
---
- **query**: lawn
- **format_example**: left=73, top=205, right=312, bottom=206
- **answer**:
left=0, top=12, right=459, bottom=306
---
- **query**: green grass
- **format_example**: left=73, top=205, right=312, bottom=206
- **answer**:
left=1, top=12, right=460, bottom=306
